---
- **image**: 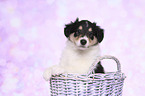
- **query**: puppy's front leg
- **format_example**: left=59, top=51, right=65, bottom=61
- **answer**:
left=43, top=65, right=65, bottom=81
left=43, top=67, right=52, bottom=81
left=51, top=65, right=65, bottom=75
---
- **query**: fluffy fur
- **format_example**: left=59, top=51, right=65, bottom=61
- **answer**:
left=43, top=18, right=104, bottom=81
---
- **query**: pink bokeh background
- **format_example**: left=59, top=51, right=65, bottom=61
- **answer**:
left=0, top=0, right=145, bottom=96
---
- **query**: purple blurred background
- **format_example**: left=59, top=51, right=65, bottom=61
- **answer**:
left=0, top=0, right=145, bottom=95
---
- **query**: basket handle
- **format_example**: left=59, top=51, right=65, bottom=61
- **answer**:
left=87, top=55, right=121, bottom=76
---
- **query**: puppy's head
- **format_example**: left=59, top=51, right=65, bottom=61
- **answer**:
left=64, top=18, right=104, bottom=50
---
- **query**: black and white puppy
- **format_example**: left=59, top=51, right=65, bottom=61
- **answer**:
left=43, top=18, right=104, bottom=81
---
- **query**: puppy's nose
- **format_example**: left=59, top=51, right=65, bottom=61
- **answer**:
left=80, top=39, right=87, bottom=45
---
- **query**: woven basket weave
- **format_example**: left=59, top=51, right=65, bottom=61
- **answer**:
left=50, top=55, right=126, bottom=96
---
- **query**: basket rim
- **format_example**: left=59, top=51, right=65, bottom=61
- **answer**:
left=51, top=72, right=126, bottom=81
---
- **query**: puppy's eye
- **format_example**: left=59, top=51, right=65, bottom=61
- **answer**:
left=78, top=29, right=81, bottom=33
left=89, top=33, right=94, bottom=40
left=74, top=30, right=81, bottom=37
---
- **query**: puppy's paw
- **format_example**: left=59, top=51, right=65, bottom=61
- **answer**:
left=52, top=65, right=65, bottom=75
left=43, top=68, right=52, bottom=81
left=43, top=65, right=65, bottom=81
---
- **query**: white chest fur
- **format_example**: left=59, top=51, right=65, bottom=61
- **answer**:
left=59, top=41, right=101, bottom=74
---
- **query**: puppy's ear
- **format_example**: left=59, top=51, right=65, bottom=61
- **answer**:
left=64, top=18, right=79, bottom=38
left=93, top=23, right=104, bottom=43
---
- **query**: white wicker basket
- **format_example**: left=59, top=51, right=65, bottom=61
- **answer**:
left=50, top=55, right=126, bottom=96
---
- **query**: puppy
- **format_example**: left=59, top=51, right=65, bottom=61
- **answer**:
left=43, top=18, right=104, bottom=81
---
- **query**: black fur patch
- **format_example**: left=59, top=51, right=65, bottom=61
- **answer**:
left=94, top=62, right=105, bottom=73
